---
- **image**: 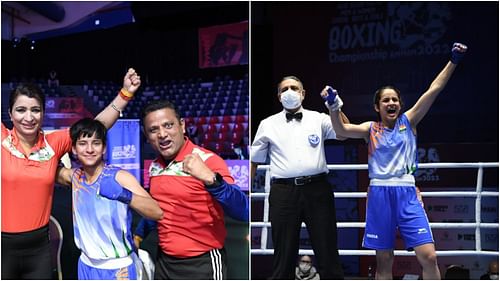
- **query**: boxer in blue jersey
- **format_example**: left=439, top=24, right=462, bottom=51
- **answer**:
left=56, top=118, right=163, bottom=280
left=322, top=42, right=467, bottom=280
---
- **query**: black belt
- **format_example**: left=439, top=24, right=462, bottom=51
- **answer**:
left=271, top=173, right=327, bottom=186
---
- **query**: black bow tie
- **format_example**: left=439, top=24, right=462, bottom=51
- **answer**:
left=286, top=112, right=303, bottom=122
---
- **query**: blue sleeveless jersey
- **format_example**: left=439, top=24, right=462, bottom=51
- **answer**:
left=71, top=165, right=134, bottom=260
left=368, top=114, right=418, bottom=179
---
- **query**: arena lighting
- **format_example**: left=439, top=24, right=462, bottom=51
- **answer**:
left=30, top=40, right=36, bottom=50
left=95, top=19, right=100, bottom=26
left=12, top=37, right=20, bottom=48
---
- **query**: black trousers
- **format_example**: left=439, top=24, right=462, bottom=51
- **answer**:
left=269, top=178, right=344, bottom=279
left=2, top=225, right=52, bottom=280
left=154, top=247, right=227, bottom=280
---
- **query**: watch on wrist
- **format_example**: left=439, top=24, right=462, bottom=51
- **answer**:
left=206, top=172, right=224, bottom=188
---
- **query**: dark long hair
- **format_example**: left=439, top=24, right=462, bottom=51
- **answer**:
left=9, top=83, right=46, bottom=113
left=372, top=85, right=404, bottom=120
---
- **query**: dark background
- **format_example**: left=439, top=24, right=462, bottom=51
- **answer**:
left=2, top=2, right=249, bottom=84
left=251, top=2, right=498, bottom=145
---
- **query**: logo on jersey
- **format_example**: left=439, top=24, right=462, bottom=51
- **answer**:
left=417, top=228, right=428, bottom=235
left=308, top=134, right=320, bottom=147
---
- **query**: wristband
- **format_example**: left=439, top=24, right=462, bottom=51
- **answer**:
left=119, top=91, right=132, bottom=101
left=450, top=42, right=467, bottom=64
left=119, top=88, right=134, bottom=101
left=324, top=95, right=343, bottom=111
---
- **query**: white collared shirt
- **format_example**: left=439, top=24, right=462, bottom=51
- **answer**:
left=251, top=108, right=337, bottom=178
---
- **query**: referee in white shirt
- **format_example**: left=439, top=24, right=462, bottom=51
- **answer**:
left=251, top=76, right=348, bottom=279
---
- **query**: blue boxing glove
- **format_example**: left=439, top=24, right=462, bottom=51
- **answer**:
left=324, top=86, right=338, bottom=105
left=98, top=184, right=133, bottom=204
left=450, top=42, right=468, bottom=64
left=322, top=86, right=343, bottom=111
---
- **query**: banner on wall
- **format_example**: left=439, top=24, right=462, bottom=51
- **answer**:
left=106, top=119, right=141, bottom=182
left=199, top=21, right=249, bottom=68
left=225, top=159, right=249, bottom=191
left=144, top=159, right=153, bottom=189
left=328, top=2, right=453, bottom=63
left=44, top=97, right=92, bottom=127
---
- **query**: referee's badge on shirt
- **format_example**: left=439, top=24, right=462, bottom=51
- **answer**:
left=308, top=134, right=320, bottom=147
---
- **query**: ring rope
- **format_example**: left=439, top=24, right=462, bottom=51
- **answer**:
left=251, top=249, right=499, bottom=257
left=251, top=222, right=499, bottom=229
left=251, top=162, right=499, bottom=257
left=252, top=191, right=499, bottom=198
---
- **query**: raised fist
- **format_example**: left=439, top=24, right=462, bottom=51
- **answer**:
left=321, top=85, right=343, bottom=111
left=450, top=42, right=468, bottom=64
left=123, top=68, right=141, bottom=95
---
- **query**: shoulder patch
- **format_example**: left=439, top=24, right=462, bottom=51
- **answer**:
left=191, top=147, right=214, bottom=161
left=149, top=160, right=189, bottom=177
left=149, top=147, right=215, bottom=177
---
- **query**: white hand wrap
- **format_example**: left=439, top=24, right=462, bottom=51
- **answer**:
left=324, top=95, right=343, bottom=111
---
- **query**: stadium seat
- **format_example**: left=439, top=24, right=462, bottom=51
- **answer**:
left=214, top=142, right=223, bottom=154
left=230, top=131, right=243, bottom=144
left=202, top=133, right=215, bottom=142
left=222, top=141, right=234, bottom=153
left=205, top=124, right=217, bottom=135
left=219, top=123, right=230, bottom=134
left=197, top=110, right=209, bottom=117
left=208, top=116, right=220, bottom=124
left=183, top=117, right=193, bottom=125
left=235, top=115, right=246, bottom=123
left=196, top=116, right=207, bottom=124
left=235, top=108, right=246, bottom=115
left=233, top=123, right=244, bottom=133
left=222, top=115, right=235, bottom=123
left=219, top=109, right=232, bottom=116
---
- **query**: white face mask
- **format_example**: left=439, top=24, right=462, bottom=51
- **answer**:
left=280, top=89, right=302, bottom=110
left=299, top=262, right=312, bottom=273
left=490, top=274, right=499, bottom=280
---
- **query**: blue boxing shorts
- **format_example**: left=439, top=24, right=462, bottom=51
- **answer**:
left=362, top=185, right=434, bottom=250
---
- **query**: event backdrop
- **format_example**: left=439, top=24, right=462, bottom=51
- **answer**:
left=252, top=2, right=498, bottom=144
left=106, top=119, right=142, bottom=181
